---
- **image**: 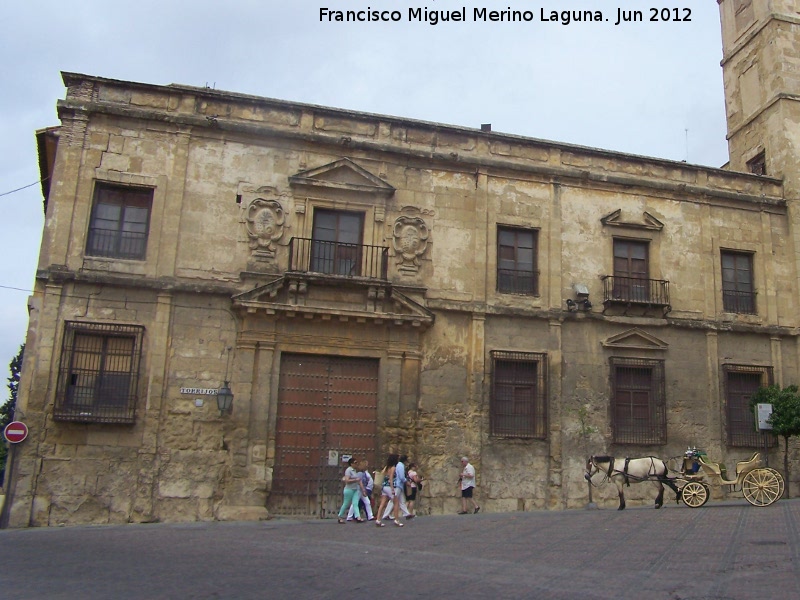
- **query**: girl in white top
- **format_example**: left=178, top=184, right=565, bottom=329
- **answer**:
left=373, top=454, right=403, bottom=527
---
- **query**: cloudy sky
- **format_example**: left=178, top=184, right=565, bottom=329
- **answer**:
left=0, top=0, right=729, bottom=396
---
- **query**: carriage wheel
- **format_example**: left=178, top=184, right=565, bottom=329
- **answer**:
left=742, top=468, right=782, bottom=507
left=764, top=468, right=785, bottom=500
left=681, top=481, right=709, bottom=508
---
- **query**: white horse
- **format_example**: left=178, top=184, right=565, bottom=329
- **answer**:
left=585, top=455, right=680, bottom=510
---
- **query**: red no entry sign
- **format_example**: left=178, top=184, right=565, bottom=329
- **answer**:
left=3, top=421, right=28, bottom=444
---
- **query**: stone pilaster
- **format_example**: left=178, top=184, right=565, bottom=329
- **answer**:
left=547, top=319, right=564, bottom=510
left=155, top=128, right=191, bottom=279
left=705, top=331, right=722, bottom=460
left=771, top=336, right=784, bottom=388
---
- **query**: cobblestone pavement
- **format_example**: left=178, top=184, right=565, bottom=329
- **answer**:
left=2, top=499, right=800, bottom=599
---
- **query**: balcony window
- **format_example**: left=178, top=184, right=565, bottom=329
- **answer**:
left=613, top=239, right=649, bottom=302
left=86, top=183, right=152, bottom=260
left=311, top=209, right=364, bottom=276
left=721, top=251, right=756, bottom=314
left=603, top=239, right=670, bottom=312
left=497, top=227, right=539, bottom=295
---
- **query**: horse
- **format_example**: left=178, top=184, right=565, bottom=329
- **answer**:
left=585, top=455, right=681, bottom=510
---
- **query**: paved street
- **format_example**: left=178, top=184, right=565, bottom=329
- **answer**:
left=2, top=499, right=800, bottom=599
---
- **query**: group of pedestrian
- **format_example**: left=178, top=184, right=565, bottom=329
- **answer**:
left=337, top=453, right=423, bottom=527
left=337, top=454, right=480, bottom=524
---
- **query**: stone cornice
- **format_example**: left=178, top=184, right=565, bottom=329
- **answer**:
left=58, top=71, right=735, bottom=172
left=56, top=78, right=785, bottom=209
left=40, top=266, right=795, bottom=337
left=720, top=12, right=800, bottom=67
left=425, top=298, right=797, bottom=337
left=725, top=91, right=800, bottom=142
left=37, top=266, right=239, bottom=296
left=231, top=275, right=435, bottom=329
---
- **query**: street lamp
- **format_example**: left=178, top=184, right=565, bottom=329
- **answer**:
left=217, top=381, right=234, bottom=416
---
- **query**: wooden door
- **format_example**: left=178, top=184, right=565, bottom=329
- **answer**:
left=271, top=354, right=379, bottom=517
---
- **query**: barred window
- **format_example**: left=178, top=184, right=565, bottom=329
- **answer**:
left=490, top=351, right=547, bottom=439
left=54, top=322, right=145, bottom=424
left=723, top=364, right=777, bottom=447
left=497, top=227, right=539, bottom=295
left=86, top=183, right=153, bottom=260
left=610, top=357, right=666, bottom=445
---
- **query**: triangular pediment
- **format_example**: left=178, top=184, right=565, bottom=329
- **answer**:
left=601, top=209, right=664, bottom=231
left=232, top=276, right=433, bottom=328
left=289, top=158, right=395, bottom=197
left=602, top=328, right=668, bottom=351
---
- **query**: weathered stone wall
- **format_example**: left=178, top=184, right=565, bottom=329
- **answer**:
left=5, top=65, right=799, bottom=526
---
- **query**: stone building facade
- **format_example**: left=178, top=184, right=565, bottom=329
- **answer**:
left=3, top=0, right=800, bottom=526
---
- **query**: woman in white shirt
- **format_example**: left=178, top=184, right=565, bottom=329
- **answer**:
left=373, top=453, right=404, bottom=527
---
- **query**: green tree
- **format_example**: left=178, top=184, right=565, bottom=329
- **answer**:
left=750, top=384, right=800, bottom=499
left=569, top=400, right=600, bottom=508
left=0, top=344, right=24, bottom=485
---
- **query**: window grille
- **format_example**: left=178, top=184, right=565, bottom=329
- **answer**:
left=86, top=183, right=153, bottom=260
left=723, top=364, right=777, bottom=447
left=54, top=322, right=145, bottom=424
left=497, top=227, right=539, bottom=295
left=490, top=351, right=547, bottom=439
left=610, top=357, right=666, bottom=445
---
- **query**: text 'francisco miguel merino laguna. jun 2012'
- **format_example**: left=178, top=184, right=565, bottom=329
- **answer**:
left=318, top=6, right=694, bottom=26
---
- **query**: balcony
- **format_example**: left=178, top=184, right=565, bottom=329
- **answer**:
left=602, top=275, right=671, bottom=315
left=288, top=237, right=389, bottom=280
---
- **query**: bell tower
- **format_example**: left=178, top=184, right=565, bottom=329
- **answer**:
left=718, top=0, right=800, bottom=183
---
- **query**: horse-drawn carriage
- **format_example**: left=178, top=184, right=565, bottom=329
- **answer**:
left=585, top=449, right=784, bottom=510
left=671, top=447, right=784, bottom=508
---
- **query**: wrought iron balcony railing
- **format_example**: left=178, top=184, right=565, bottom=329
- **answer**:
left=722, top=289, right=757, bottom=315
left=602, top=275, right=670, bottom=310
left=497, top=268, right=539, bottom=295
left=288, top=237, right=389, bottom=280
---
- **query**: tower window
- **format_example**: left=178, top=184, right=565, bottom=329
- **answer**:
left=747, top=151, right=766, bottom=176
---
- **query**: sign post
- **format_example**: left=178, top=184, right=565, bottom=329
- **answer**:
left=755, top=403, right=773, bottom=468
left=756, top=404, right=773, bottom=431
left=3, top=421, right=28, bottom=444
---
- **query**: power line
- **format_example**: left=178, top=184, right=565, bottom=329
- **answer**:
left=0, top=177, right=47, bottom=198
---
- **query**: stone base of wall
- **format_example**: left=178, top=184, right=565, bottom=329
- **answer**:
left=215, top=505, right=269, bottom=521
